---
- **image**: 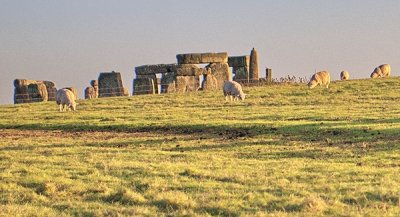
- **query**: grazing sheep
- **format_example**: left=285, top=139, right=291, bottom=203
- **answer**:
left=340, top=71, right=350, bottom=80
left=370, top=64, right=391, bottom=78
left=308, top=71, right=330, bottom=89
left=56, top=89, right=76, bottom=112
left=223, top=81, right=245, bottom=101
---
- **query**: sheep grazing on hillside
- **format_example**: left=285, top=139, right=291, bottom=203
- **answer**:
left=340, top=71, right=350, bottom=80
left=56, top=88, right=76, bottom=112
left=370, top=64, right=391, bottom=78
left=223, top=80, right=246, bottom=101
left=308, top=71, right=330, bottom=89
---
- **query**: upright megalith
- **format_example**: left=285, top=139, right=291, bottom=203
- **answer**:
left=13, top=79, right=55, bottom=104
left=98, top=71, right=129, bottom=97
left=176, top=52, right=228, bottom=64
left=249, top=48, right=260, bottom=80
left=265, top=68, right=272, bottom=82
left=228, top=56, right=250, bottom=82
left=158, top=65, right=203, bottom=94
left=90, top=80, right=99, bottom=98
left=133, top=64, right=177, bottom=95
left=85, top=80, right=99, bottom=99
left=202, top=63, right=231, bottom=91
left=27, top=82, right=48, bottom=102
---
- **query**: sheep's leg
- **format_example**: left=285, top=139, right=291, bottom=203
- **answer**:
left=58, top=104, right=62, bottom=112
left=225, top=95, right=228, bottom=101
left=230, top=95, right=233, bottom=101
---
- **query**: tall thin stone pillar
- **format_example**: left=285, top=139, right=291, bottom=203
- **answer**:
left=249, top=48, right=259, bottom=81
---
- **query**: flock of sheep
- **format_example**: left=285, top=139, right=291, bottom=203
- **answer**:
left=223, top=63, right=392, bottom=101
left=56, top=64, right=391, bottom=110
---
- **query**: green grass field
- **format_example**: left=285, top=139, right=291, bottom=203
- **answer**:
left=1, top=78, right=400, bottom=216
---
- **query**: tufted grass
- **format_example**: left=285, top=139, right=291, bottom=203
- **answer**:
left=0, top=77, right=400, bottom=216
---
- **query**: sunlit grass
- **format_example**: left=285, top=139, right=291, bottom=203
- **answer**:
left=0, top=77, right=400, bottom=216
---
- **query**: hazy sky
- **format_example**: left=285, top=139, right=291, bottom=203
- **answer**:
left=1, top=0, right=399, bottom=104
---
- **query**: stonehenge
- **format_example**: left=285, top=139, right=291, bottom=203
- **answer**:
left=12, top=49, right=262, bottom=103
left=132, top=49, right=259, bottom=95
left=13, top=79, right=56, bottom=104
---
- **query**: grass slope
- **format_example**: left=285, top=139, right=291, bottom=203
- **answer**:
left=0, top=78, right=400, bottom=216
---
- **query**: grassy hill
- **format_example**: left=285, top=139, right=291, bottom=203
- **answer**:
left=0, top=78, right=400, bottom=216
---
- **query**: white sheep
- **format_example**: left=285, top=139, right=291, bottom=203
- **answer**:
left=370, top=64, right=391, bottom=78
left=340, top=71, right=350, bottom=80
left=307, top=71, right=330, bottom=89
left=223, top=81, right=245, bottom=101
left=56, top=88, right=76, bottom=112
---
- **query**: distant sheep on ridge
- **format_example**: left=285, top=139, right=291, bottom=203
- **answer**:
left=308, top=71, right=330, bottom=89
left=370, top=64, right=391, bottom=78
left=340, top=71, right=350, bottom=80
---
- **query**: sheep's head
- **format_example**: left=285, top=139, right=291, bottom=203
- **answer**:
left=307, top=80, right=318, bottom=89
left=371, top=68, right=382, bottom=78
left=239, top=93, right=246, bottom=101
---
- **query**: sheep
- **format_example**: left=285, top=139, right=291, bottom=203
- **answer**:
left=56, top=88, right=76, bottom=112
left=370, top=64, right=391, bottom=78
left=223, top=80, right=245, bottom=101
left=307, top=71, right=330, bottom=89
left=340, top=71, right=350, bottom=80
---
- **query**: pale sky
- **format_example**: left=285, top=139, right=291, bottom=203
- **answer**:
left=1, top=0, right=399, bottom=104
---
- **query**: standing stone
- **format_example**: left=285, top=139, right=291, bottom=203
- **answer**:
left=27, top=83, right=48, bottom=102
left=202, top=63, right=231, bottom=90
left=41, top=81, right=57, bottom=101
left=175, top=76, right=200, bottom=93
left=133, top=78, right=155, bottom=95
left=265, top=68, right=272, bottom=83
left=14, top=79, right=53, bottom=104
left=201, top=74, right=218, bottom=91
left=98, top=71, right=127, bottom=97
left=160, top=72, right=176, bottom=93
left=232, top=67, right=249, bottom=82
left=249, top=48, right=260, bottom=80
left=90, top=80, right=99, bottom=98
left=84, top=87, right=95, bottom=99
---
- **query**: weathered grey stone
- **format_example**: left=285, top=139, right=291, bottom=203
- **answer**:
left=201, top=74, right=218, bottom=91
left=176, top=64, right=208, bottom=76
left=85, top=86, right=95, bottom=99
left=175, top=76, right=200, bottom=93
left=90, top=80, right=99, bottom=98
left=266, top=68, right=272, bottom=82
left=14, top=79, right=55, bottom=104
left=98, top=71, right=126, bottom=97
left=159, top=72, right=200, bottom=93
left=228, top=56, right=250, bottom=68
left=249, top=48, right=259, bottom=80
left=133, top=78, right=155, bottom=95
left=176, top=52, right=228, bottom=64
left=27, top=83, right=48, bottom=102
left=233, top=67, right=249, bottom=82
left=202, top=63, right=231, bottom=90
left=135, top=64, right=177, bottom=75
left=160, top=72, right=176, bottom=93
